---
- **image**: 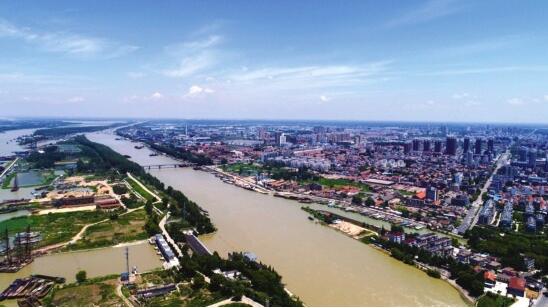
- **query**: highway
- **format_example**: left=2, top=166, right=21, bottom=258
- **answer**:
left=457, top=149, right=511, bottom=234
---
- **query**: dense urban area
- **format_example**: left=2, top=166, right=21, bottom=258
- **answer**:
left=0, top=119, right=547, bottom=307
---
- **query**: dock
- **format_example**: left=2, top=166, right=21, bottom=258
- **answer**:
left=0, top=275, right=63, bottom=301
left=184, top=232, right=212, bottom=256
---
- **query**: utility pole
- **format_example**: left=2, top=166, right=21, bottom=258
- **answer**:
left=125, top=247, right=129, bottom=274
left=4, top=228, right=11, bottom=265
left=25, top=225, right=31, bottom=260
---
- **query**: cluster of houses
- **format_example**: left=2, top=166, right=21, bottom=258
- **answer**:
left=477, top=195, right=547, bottom=233
left=51, top=195, right=122, bottom=211
left=385, top=231, right=453, bottom=256
left=384, top=229, right=544, bottom=301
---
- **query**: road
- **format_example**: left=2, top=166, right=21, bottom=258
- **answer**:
left=126, top=172, right=162, bottom=203
left=116, top=284, right=133, bottom=307
left=207, top=295, right=263, bottom=307
left=158, top=212, right=183, bottom=258
left=0, top=157, right=18, bottom=179
left=532, top=290, right=547, bottom=307
left=458, top=149, right=510, bottom=234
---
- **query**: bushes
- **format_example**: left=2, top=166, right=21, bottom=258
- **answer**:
left=76, top=270, right=87, bottom=283
left=73, top=136, right=215, bottom=234
left=182, top=252, right=302, bottom=307
left=465, top=226, right=547, bottom=273
left=426, top=269, right=441, bottom=278
left=477, top=292, right=515, bottom=307
left=112, top=184, right=128, bottom=195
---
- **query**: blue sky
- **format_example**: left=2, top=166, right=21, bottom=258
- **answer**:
left=1, top=0, right=547, bottom=123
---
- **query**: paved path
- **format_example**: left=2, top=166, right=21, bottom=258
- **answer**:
left=127, top=172, right=162, bottom=203
left=159, top=212, right=183, bottom=258
left=35, top=205, right=144, bottom=254
left=116, top=284, right=133, bottom=307
left=207, top=295, right=264, bottom=307
left=0, top=157, right=18, bottom=179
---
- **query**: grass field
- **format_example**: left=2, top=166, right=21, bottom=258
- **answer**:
left=221, top=163, right=262, bottom=176
left=302, top=177, right=371, bottom=192
left=0, top=211, right=110, bottom=248
left=126, top=177, right=154, bottom=201
left=47, top=276, right=125, bottom=307
left=67, top=209, right=148, bottom=250
left=122, top=270, right=225, bottom=307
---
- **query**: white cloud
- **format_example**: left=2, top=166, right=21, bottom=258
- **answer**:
left=319, top=95, right=330, bottom=102
left=385, top=0, right=466, bottom=28
left=507, top=98, right=525, bottom=106
left=162, top=35, right=222, bottom=78
left=150, top=92, right=164, bottom=100
left=181, top=35, right=222, bottom=50
left=127, top=72, right=146, bottom=79
left=452, top=93, right=469, bottom=99
left=544, top=95, right=548, bottom=102
left=67, top=96, right=85, bottom=103
left=0, top=19, right=138, bottom=59
left=185, top=85, right=214, bottom=97
left=163, top=52, right=215, bottom=77
left=417, top=66, right=548, bottom=77
left=226, top=61, right=392, bottom=90
left=123, top=92, right=166, bottom=102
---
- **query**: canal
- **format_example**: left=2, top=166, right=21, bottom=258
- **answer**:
left=85, top=131, right=468, bottom=306
left=0, top=241, right=162, bottom=290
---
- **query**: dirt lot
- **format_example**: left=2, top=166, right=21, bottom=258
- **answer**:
left=50, top=278, right=125, bottom=307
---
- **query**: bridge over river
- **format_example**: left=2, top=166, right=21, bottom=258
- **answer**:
left=142, top=163, right=194, bottom=170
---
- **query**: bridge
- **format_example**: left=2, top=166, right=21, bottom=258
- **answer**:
left=142, top=163, right=194, bottom=170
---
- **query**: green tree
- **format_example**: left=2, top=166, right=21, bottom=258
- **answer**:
left=192, top=273, right=206, bottom=290
left=76, top=270, right=87, bottom=283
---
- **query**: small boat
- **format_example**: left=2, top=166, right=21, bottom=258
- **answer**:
left=308, top=216, right=314, bottom=221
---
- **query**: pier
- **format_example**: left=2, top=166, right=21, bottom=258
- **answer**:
left=184, top=232, right=212, bottom=256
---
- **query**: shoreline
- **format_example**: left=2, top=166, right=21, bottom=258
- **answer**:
left=203, top=167, right=477, bottom=306
left=115, top=132, right=472, bottom=306
left=321, top=218, right=476, bottom=306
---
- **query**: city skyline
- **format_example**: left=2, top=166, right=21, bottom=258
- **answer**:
left=1, top=0, right=548, bottom=122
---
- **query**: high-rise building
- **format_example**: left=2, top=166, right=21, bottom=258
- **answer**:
left=445, top=136, right=457, bottom=155
left=426, top=186, right=437, bottom=201
left=487, top=138, right=494, bottom=153
left=463, top=137, right=470, bottom=153
left=423, top=139, right=431, bottom=152
left=475, top=138, right=483, bottom=155
left=412, top=139, right=421, bottom=152
left=518, top=146, right=528, bottom=162
left=403, top=142, right=412, bottom=154
left=275, top=132, right=284, bottom=146
left=528, top=149, right=537, bottom=168
left=313, top=126, right=326, bottom=134
left=466, top=151, right=474, bottom=166
left=434, top=140, right=442, bottom=153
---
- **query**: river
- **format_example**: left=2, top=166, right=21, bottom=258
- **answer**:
left=0, top=127, right=162, bottom=293
left=0, top=128, right=36, bottom=157
left=0, top=241, right=162, bottom=290
left=86, top=131, right=467, bottom=306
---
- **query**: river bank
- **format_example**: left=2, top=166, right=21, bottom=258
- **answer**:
left=344, top=222, right=475, bottom=305
left=87, top=131, right=468, bottom=306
